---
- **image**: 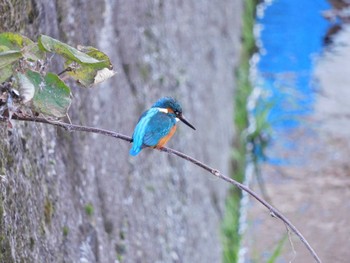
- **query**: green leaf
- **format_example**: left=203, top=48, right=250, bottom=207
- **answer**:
left=0, top=45, right=10, bottom=52
left=0, top=32, right=44, bottom=61
left=17, top=70, right=72, bottom=117
left=38, top=35, right=102, bottom=64
left=0, top=50, right=22, bottom=83
left=16, top=71, right=36, bottom=103
left=75, top=45, right=110, bottom=67
left=65, top=45, right=116, bottom=87
left=0, top=65, right=14, bottom=83
left=38, top=37, right=116, bottom=87
left=33, top=72, right=72, bottom=117
left=0, top=50, right=22, bottom=68
left=0, top=32, right=33, bottom=50
left=22, top=43, right=45, bottom=61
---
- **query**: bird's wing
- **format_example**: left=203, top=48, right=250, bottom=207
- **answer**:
left=143, top=112, right=175, bottom=147
left=131, top=108, right=159, bottom=152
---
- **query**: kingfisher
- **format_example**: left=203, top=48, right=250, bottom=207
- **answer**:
left=130, top=97, right=196, bottom=156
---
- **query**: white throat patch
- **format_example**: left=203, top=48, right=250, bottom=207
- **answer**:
left=156, top=107, right=168, bottom=113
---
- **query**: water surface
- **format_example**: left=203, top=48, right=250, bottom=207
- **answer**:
left=252, top=0, right=330, bottom=164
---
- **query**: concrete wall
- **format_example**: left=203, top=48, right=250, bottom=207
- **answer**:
left=0, top=1, right=242, bottom=262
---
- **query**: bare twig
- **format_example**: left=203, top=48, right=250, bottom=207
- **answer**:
left=0, top=115, right=322, bottom=263
left=57, top=66, right=73, bottom=76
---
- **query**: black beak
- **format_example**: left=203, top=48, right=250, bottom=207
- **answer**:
left=179, top=114, right=196, bottom=130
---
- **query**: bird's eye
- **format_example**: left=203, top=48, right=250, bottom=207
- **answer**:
left=175, top=111, right=179, bottom=115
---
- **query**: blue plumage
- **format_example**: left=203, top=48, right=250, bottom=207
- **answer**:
left=143, top=112, right=176, bottom=146
left=152, top=97, right=182, bottom=112
left=130, top=97, right=195, bottom=156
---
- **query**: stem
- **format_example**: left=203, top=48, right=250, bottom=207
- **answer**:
left=57, top=67, right=73, bottom=76
left=1, top=115, right=322, bottom=263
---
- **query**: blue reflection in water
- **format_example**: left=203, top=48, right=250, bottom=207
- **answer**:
left=254, top=0, right=330, bottom=164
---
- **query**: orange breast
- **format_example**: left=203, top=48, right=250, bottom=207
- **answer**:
left=155, top=125, right=177, bottom=149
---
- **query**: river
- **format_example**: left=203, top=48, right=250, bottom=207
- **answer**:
left=240, top=0, right=350, bottom=262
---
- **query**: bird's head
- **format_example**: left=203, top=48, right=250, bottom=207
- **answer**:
left=152, top=97, right=196, bottom=130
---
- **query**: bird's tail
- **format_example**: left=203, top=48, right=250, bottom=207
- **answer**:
left=129, top=146, right=141, bottom=156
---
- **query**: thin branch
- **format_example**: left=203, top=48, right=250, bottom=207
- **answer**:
left=1, top=115, right=322, bottom=263
left=57, top=66, right=73, bottom=76
left=161, top=147, right=320, bottom=262
left=7, top=115, right=132, bottom=141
